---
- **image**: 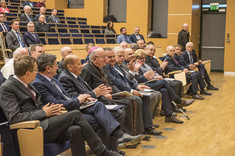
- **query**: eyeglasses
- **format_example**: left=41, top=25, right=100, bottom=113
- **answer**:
left=136, top=57, right=145, bottom=61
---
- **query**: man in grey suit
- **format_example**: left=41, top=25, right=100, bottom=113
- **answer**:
left=0, top=56, right=121, bottom=156
left=6, top=19, right=26, bottom=58
left=47, top=8, right=60, bottom=23
left=20, top=5, right=34, bottom=22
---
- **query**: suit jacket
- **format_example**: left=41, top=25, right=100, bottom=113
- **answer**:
left=47, top=15, right=61, bottom=23
left=0, top=22, right=10, bottom=32
left=175, top=54, right=188, bottom=68
left=181, top=50, right=198, bottom=66
left=20, top=13, right=34, bottom=22
left=24, top=31, right=42, bottom=46
left=165, top=55, right=184, bottom=74
left=145, top=55, right=164, bottom=75
left=35, top=22, right=51, bottom=32
left=0, top=76, right=48, bottom=130
left=58, top=70, right=96, bottom=98
left=129, top=34, right=145, bottom=43
left=0, top=70, right=5, bottom=86
left=22, top=1, right=35, bottom=7
left=32, top=73, right=81, bottom=111
left=6, top=30, right=26, bottom=51
left=34, top=14, right=48, bottom=22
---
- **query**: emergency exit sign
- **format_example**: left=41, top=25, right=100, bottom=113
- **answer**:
left=210, top=3, right=219, bottom=11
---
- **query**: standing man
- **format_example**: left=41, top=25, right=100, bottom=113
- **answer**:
left=178, top=23, right=190, bottom=51
left=129, top=26, right=145, bottom=43
left=117, top=27, right=132, bottom=44
left=0, top=12, right=10, bottom=32
left=20, top=5, right=34, bottom=22
left=47, top=8, right=60, bottom=23
left=24, top=22, right=42, bottom=46
left=6, top=19, right=26, bottom=58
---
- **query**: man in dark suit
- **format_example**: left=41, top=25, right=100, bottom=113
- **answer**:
left=136, top=39, right=145, bottom=49
left=178, top=23, right=190, bottom=51
left=35, top=15, right=51, bottom=32
left=24, top=22, right=42, bottom=46
left=47, top=8, right=60, bottom=23
left=181, top=42, right=218, bottom=91
left=20, top=5, right=34, bottom=22
left=32, top=53, right=142, bottom=149
left=6, top=19, right=27, bottom=58
left=23, top=0, right=35, bottom=7
left=165, top=45, right=211, bottom=99
left=0, top=56, right=121, bottom=156
left=0, top=12, right=10, bottom=32
left=34, top=7, right=47, bottom=22
left=105, top=47, right=162, bottom=135
left=129, top=27, right=145, bottom=43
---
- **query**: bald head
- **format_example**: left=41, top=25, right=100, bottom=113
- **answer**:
left=124, top=48, right=134, bottom=61
left=166, top=45, right=175, bottom=58
left=182, top=23, right=189, bottom=32
left=64, top=55, right=82, bottom=75
left=13, top=48, right=29, bottom=59
left=60, top=47, right=72, bottom=59
left=120, top=41, right=128, bottom=49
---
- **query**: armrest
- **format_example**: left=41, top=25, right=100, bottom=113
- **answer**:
left=10, top=120, right=40, bottom=130
left=4, top=49, right=12, bottom=53
left=167, top=70, right=183, bottom=75
left=202, top=60, right=211, bottom=64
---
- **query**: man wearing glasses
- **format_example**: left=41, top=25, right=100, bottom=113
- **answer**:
left=24, top=22, right=42, bottom=46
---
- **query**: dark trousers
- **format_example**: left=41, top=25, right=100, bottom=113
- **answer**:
left=187, top=71, right=206, bottom=94
left=198, top=64, right=211, bottom=86
left=168, top=80, right=183, bottom=98
left=43, top=110, right=106, bottom=156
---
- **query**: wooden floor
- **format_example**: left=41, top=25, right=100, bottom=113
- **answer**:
left=60, top=72, right=235, bottom=156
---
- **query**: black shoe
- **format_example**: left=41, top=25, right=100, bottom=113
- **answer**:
left=160, top=110, right=165, bottom=116
left=207, top=85, right=219, bottom=90
left=144, top=128, right=162, bottom=135
left=103, top=150, right=123, bottom=156
left=116, top=149, right=125, bottom=155
left=187, top=91, right=193, bottom=96
left=165, top=116, right=184, bottom=124
left=152, top=124, right=159, bottom=128
left=117, top=133, right=142, bottom=145
left=192, top=94, right=204, bottom=100
left=177, top=99, right=195, bottom=108
left=200, top=90, right=212, bottom=95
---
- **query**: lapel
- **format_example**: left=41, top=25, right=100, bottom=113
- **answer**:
left=184, top=51, right=190, bottom=63
left=114, top=64, right=124, bottom=78
left=27, top=32, right=36, bottom=41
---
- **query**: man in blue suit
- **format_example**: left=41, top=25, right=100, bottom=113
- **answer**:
left=32, top=53, right=142, bottom=149
left=129, top=27, right=145, bottom=43
left=0, top=12, right=10, bottom=32
left=24, top=22, right=42, bottom=46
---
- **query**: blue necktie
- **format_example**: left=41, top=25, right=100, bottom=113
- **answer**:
left=53, top=16, right=58, bottom=23
left=16, top=31, right=25, bottom=47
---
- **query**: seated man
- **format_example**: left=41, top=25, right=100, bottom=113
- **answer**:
left=0, top=12, right=10, bottom=32
left=165, top=45, right=210, bottom=100
left=36, top=0, right=46, bottom=8
left=32, top=53, right=142, bottom=149
left=1, top=48, right=29, bottom=79
left=30, top=44, right=45, bottom=59
left=47, top=8, right=60, bottom=23
left=105, top=47, right=162, bottom=135
left=20, top=5, right=34, bottom=22
left=129, top=26, right=145, bottom=43
left=35, top=15, right=51, bottom=32
left=181, top=42, right=218, bottom=90
left=120, top=41, right=128, bottom=49
left=34, top=7, right=47, bottom=22
left=58, top=47, right=73, bottom=74
left=117, top=27, right=132, bottom=44
left=6, top=19, right=27, bottom=58
left=0, top=55, right=122, bottom=156
left=24, top=22, right=42, bottom=46
left=137, top=39, right=145, bottom=49
left=23, top=0, right=35, bottom=7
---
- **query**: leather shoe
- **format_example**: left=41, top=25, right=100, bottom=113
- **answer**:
left=144, top=128, right=162, bottom=135
left=103, top=150, right=122, bottom=156
left=116, top=149, right=125, bottom=155
left=177, top=99, right=195, bottom=108
left=165, top=116, right=184, bottom=124
left=200, top=91, right=212, bottom=95
left=152, top=124, right=159, bottom=128
left=207, top=85, right=219, bottom=90
left=117, top=133, right=142, bottom=145
left=192, top=94, right=204, bottom=100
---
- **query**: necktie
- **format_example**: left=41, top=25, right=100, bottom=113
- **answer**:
left=173, top=57, right=179, bottom=65
left=26, top=14, right=32, bottom=22
left=27, top=85, right=36, bottom=101
left=99, top=69, right=109, bottom=86
left=51, top=79, right=72, bottom=100
left=53, top=16, right=58, bottom=23
left=1, top=23, right=7, bottom=32
left=16, top=31, right=25, bottom=47
left=31, top=33, right=36, bottom=40
left=189, top=53, right=193, bottom=64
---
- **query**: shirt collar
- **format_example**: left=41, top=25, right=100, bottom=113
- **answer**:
left=69, top=71, right=77, bottom=79
left=39, top=73, right=52, bottom=83
left=13, top=75, right=28, bottom=88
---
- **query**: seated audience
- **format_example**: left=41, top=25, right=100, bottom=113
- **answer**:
left=105, top=21, right=116, bottom=35
left=23, top=0, right=35, bottom=7
left=47, top=8, right=60, bottom=23
left=181, top=42, right=218, bottom=90
left=58, top=47, right=73, bottom=74
left=117, top=27, right=132, bottom=44
left=0, top=0, right=9, bottom=13
left=30, top=44, right=45, bottom=59
left=82, top=43, right=95, bottom=64
left=1, top=48, right=29, bottom=79
left=20, top=5, right=34, bottom=22
left=24, top=22, right=42, bottom=46
left=35, top=15, right=51, bottom=32
left=120, top=41, right=128, bottom=49
left=6, top=19, right=27, bottom=58
left=34, top=7, right=47, bottom=22
left=32, top=53, right=142, bottom=150
left=36, top=0, right=46, bottom=8
left=129, top=26, right=145, bottom=43
left=0, top=12, right=10, bottom=32
left=137, top=39, right=145, bottom=49
left=0, top=55, right=122, bottom=156
left=130, top=43, right=138, bottom=52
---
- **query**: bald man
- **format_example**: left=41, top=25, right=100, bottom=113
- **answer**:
left=58, top=47, right=73, bottom=74
left=178, top=23, right=190, bottom=51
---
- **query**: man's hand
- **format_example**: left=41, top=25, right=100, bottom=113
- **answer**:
left=137, top=85, right=150, bottom=91
left=77, top=94, right=90, bottom=103
left=104, top=93, right=112, bottom=100
left=154, top=76, right=163, bottom=80
left=198, top=60, right=202, bottom=64
left=183, top=68, right=190, bottom=74
left=132, top=90, right=143, bottom=97
left=43, top=103, right=65, bottom=117
left=84, top=97, right=96, bottom=103
left=194, top=62, right=199, bottom=66
left=160, top=60, right=168, bottom=70
left=189, top=64, right=196, bottom=70
left=144, top=71, right=155, bottom=80
left=93, top=84, right=111, bottom=97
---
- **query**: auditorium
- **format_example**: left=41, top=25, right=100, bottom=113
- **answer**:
left=0, top=0, right=234, bottom=156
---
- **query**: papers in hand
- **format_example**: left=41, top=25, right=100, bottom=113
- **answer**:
left=112, top=91, right=133, bottom=97
left=105, top=105, right=124, bottom=110
left=80, top=100, right=97, bottom=110
left=139, top=91, right=152, bottom=96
